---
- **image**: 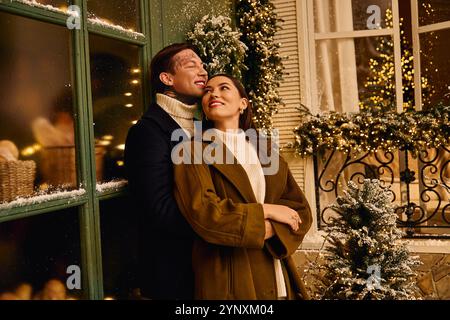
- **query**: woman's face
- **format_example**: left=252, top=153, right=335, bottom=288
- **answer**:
left=202, top=76, right=248, bottom=127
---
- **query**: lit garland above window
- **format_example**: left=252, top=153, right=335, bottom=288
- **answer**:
left=290, top=104, right=450, bottom=157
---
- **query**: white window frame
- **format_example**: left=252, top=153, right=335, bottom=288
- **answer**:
left=298, top=0, right=450, bottom=251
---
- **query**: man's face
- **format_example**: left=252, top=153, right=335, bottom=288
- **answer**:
left=166, top=49, right=208, bottom=99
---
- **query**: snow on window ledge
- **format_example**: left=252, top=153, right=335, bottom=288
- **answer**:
left=298, top=230, right=450, bottom=254
left=96, top=180, right=128, bottom=193
left=13, top=0, right=69, bottom=15
left=87, top=17, right=144, bottom=39
left=0, top=188, right=86, bottom=211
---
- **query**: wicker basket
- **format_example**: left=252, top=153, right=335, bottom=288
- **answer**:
left=0, top=160, right=36, bottom=203
left=40, top=146, right=105, bottom=187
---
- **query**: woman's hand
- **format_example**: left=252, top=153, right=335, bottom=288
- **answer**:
left=264, top=220, right=275, bottom=240
left=262, top=204, right=301, bottom=232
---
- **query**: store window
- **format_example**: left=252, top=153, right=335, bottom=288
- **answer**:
left=89, top=35, right=143, bottom=183
left=100, top=197, right=139, bottom=300
left=87, top=0, right=141, bottom=32
left=0, top=208, right=83, bottom=300
left=20, top=0, right=70, bottom=12
left=0, top=11, right=78, bottom=203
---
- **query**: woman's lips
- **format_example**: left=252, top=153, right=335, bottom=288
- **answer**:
left=209, top=101, right=224, bottom=108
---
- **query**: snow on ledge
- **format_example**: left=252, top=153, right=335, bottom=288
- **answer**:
left=96, top=180, right=128, bottom=193
left=87, top=17, right=144, bottom=39
left=13, top=0, right=68, bottom=15
left=0, top=188, right=86, bottom=211
left=299, top=230, right=450, bottom=254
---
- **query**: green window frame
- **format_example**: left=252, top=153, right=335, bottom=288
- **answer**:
left=0, top=0, right=164, bottom=299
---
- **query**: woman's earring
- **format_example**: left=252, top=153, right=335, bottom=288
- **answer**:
left=240, top=108, right=245, bottom=114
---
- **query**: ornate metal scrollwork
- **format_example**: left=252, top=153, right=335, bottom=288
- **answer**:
left=314, top=146, right=450, bottom=238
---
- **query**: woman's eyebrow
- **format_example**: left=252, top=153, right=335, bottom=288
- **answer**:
left=204, top=82, right=231, bottom=90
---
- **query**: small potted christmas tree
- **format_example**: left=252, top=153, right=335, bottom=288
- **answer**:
left=310, top=179, right=421, bottom=300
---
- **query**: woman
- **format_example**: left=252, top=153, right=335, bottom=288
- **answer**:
left=173, top=74, right=312, bottom=300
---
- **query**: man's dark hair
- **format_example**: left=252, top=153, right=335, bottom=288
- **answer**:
left=150, top=43, right=199, bottom=97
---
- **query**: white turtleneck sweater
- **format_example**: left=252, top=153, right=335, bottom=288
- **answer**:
left=211, top=129, right=287, bottom=299
left=156, top=93, right=198, bottom=137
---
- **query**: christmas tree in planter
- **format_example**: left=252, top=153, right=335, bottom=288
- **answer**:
left=310, top=179, right=421, bottom=300
left=186, top=15, right=248, bottom=80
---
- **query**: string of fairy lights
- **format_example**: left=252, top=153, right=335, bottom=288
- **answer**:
left=292, top=103, right=450, bottom=157
left=236, top=0, right=284, bottom=132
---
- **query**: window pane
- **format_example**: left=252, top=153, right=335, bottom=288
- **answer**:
left=89, top=35, right=143, bottom=183
left=419, top=0, right=450, bottom=26
left=420, top=29, right=450, bottom=109
left=313, top=0, right=392, bottom=33
left=87, top=0, right=140, bottom=32
left=100, top=197, right=139, bottom=300
left=17, top=0, right=70, bottom=13
left=315, top=36, right=396, bottom=113
left=0, top=12, right=78, bottom=203
left=0, top=208, right=83, bottom=300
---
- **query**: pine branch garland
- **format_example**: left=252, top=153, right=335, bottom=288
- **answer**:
left=236, top=0, right=284, bottom=131
left=186, top=15, right=248, bottom=80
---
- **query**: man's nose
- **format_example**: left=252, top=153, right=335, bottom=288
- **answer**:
left=198, top=65, right=208, bottom=76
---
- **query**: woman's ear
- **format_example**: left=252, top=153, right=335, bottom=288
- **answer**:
left=240, top=98, right=249, bottom=111
left=159, top=72, right=174, bottom=86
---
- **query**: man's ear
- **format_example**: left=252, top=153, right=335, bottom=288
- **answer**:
left=160, top=72, right=174, bottom=86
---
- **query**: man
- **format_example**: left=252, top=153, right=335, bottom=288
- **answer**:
left=124, top=43, right=208, bottom=299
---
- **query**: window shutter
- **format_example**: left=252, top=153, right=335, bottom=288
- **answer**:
left=273, top=0, right=305, bottom=190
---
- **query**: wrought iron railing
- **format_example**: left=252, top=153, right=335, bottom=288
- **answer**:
left=313, top=146, right=450, bottom=238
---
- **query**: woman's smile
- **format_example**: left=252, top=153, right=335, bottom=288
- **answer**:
left=208, top=100, right=224, bottom=108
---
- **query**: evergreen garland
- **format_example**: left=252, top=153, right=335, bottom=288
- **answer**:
left=290, top=104, right=450, bottom=157
left=186, top=15, right=247, bottom=80
left=236, top=0, right=284, bottom=131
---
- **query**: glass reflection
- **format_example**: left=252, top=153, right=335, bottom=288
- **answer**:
left=17, top=0, right=70, bottom=13
left=419, top=0, right=450, bottom=26
left=314, top=0, right=392, bottom=33
left=87, top=0, right=140, bottom=32
left=315, top=36, right=396, bottom=113
left=89, top=34, right=143, bottom=182
left=420, top=29, right=450, bottom=109
left=100, top=197, right=139, bottom=300
left=0, top=207, right=83, bottom=300
left=0, top=12, right=77, bottom=203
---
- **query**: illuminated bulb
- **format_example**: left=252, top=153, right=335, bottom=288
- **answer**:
left=98, top=140, right=111, bottom=146
left=102, top=135, right=114, bottom=141
left=131, top=120, right=138, bottom=125
left=116, top=160, right=124, bottom=167
left=116, top=144, right=125, bottom=150
left=132, top=68, right=141, bottom=74
left=131, top=80, right=139, bottom=85
left=124, top=92, right=132, bottom=97
left=125, top=104, right=134, bottom=108
left=21, top=146, right=36, bottom=157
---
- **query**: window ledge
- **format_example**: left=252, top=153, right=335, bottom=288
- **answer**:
left=299, top=231, right=450, bottom=254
